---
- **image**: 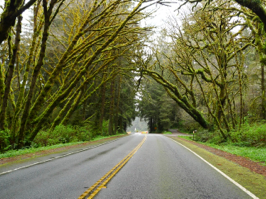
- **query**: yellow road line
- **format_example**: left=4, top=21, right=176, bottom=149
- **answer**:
left=78, top=135, right=147, bottom=199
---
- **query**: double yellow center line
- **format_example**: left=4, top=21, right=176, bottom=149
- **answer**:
left=78, top=135, right=147, bottom=199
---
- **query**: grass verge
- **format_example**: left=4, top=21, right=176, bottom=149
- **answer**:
left=162, top=131, right=172, bottom=134
left=179, top=136, right=266, bottom=165
left=0, top=134, right=127, bottom=159
left=169, top=136, right=266, bottom=199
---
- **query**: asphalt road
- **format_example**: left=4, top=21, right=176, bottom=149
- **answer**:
left=0, top=134, right=253, bottom=199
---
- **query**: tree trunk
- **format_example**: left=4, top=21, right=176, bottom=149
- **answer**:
left=114, top=76, right=121, bottom=134
left=0, top=15, right=22, bottom=131
left=108, top=80, right=115, bottom=135
left=99, top=77, right=106, bottom=134
left=261, top=64, right=266, bottom=119
left=0, top=0, right=37, bottom=45
left=166, top=89, right=210, bottom=129
left=235, top=0, right=266, bottom=32
left=18, top=0, right=53, bottom=144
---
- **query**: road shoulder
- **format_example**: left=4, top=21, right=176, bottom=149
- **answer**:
left=168, top=136, right=266, bottom=199
left=0, top=135, right=128, bottom=171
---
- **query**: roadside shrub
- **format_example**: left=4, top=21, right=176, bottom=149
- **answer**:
left=230, top=123, right=266, bottom=146
left=193, top=129, right=225, bottom=144
left=162, top=131, right=172, bottom=134
left=75, top=126, right=92, bottom=141
left=33, top=124, right=93, bottom=147
left=231, top=141, right=252, bottom=147
left=178, top=121, right=201, bottom=134
left=52, top=125, right=76, bottom=144
left=0, top=129, right=11, bottom=152
left=47, top=138, right=57, bottom=146
left=207, top=133, right=225, bottom=144
left=33, top=130, right=49, bottom=146
left=101, top=120, right=109, bottom=136
left=30, top=142, right=39, bottom=148
left=190, top=122, right=266, bottom=147
left=194, top=130, right=213, bottom=142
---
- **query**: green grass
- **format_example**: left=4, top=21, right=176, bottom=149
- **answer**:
left=92, top=133, right=125, bottom=141
left=0, top=134, right=126, bottom=159
left=179, top=136, right=266, bottom=165
left=162, top=131, right=172, bottom=134
left=0, top=142, right=83, bottom=159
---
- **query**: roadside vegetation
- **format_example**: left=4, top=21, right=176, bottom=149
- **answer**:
left=162, top=131, right=172, bottom=134
left=193, top=122, right=266, bottom=147
left=1, top=0, right=266, bottom=157
left=178, top=121, right=266, bottom=164
left=0, top=132, right=126, bottom=159
left=0, top=0, right=159, bottom=153
left=136, top=0, right=266, bottom=163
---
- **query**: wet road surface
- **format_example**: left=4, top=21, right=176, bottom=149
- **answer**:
left=0, top=134, right=253, bottom=199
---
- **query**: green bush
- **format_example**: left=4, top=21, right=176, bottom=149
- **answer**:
left=227, top=122, right=266, bottom=146
left=47, top=138, right=57, bottom=146
left=33, top=124, right=93, bottom=147
left=194, top=122, right=266, bottom=147
left=231, top=141, right=252, bottom=147
left=33, top=130, right=49, bottom=146
left=0, top=129, right=11, bottom=152
left=75, top=126, right=92, bottom=141
left=52, top=125, right=75, bottom=144
left=162, top=131, right=172, bottom=134
left=101, top=120, right=109, bottom=136
left=177, top=120, right=201, bottom=134
left=207, top=133, right=225, bottom=144
left=194, top=130, right=214, bottom=142
left=32, top=121, right=125, bottom=148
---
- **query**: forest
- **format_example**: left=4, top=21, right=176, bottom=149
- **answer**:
left=138, top=0, right=266, bottom=147
left=1, top=0, right=266, bottom=152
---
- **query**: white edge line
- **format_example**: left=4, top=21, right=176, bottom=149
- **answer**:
left=0, top=136, right=127, bottom=176
left=169, top=137, right=259, bottom=199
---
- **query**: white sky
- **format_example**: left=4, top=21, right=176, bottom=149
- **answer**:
left=140, top=1, right=191, bottom=46
left=143, top=4, right=178, bottom=26
left=0, top=1, right=182, bottom=34
left=0, top=1, right=186, bottom=44
left=142, top=3, right=181, bottom=36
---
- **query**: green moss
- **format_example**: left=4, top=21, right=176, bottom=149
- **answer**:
left=260, top=57, right=266, bottom=65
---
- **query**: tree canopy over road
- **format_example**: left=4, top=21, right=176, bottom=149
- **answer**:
left=138, top=0, right=266, bottom=141
left=1, top=0, right=266, bottom=151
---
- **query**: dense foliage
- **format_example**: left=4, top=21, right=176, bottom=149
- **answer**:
left=0, top=0, right=157, bottom=151
left=136, top=0, right=266, bottom=145
left=1, top=0, right=266, bottom=152
left=138, top=78, right=181, bottom=133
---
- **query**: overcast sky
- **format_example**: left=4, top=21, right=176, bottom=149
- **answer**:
left=141, top=1, right=191, bottom=45
left=143, top=3, right=178, bottom=26
left=0, top=1, right=185, bottom=42
left=0, top=1, right=181, bottom=32
left=142, top=2, right=181, bottom=35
